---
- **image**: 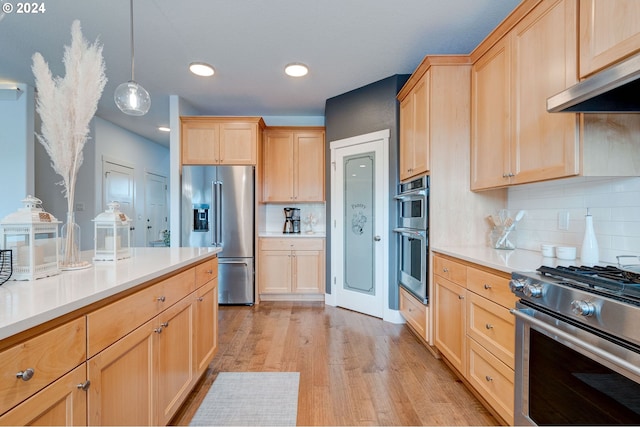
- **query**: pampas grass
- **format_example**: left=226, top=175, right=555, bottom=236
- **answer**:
left=32, top=20, right=107, bottom=268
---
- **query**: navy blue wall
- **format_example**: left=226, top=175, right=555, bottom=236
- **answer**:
left=324, top=74, right=410, bottom=310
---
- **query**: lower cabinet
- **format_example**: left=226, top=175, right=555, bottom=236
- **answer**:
left=433, top=253, right=516, bottom=425
left=0, top=364, right=87, bottom=426
left=399, top=287, right=429, bottom=342
left=258, top=237, right=325, bottom=301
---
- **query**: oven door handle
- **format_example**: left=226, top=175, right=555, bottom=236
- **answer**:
left=511, top=308, right=640, bottom=378
left=394, top=189, right=426, bottom=201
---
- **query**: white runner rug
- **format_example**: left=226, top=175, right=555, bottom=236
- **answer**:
left=189, top=372, right=300, bottom=426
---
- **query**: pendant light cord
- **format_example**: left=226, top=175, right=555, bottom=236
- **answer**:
left=129, top=0, right=135, bottom=81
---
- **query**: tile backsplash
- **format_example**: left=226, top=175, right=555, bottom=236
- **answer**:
left=507, top=176, right=640, bottom=263
left=263, top=203, right=326, bottom=234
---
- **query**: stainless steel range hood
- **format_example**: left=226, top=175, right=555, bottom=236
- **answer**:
left=547, top=53, right=640, bottom=113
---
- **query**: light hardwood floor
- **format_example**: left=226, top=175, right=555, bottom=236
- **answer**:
left=171, top=302, right=498, bottom=426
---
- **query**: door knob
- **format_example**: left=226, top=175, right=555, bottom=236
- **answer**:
left=374, top=236, right=381, bottom=241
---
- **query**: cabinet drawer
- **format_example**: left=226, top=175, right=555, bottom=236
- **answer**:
left=466, top=292, right=515, bottom=369
left=467, top=338, right=514, bottom=425
left=0, top=317, right=86, bottom=415
left=87, top=268, right=195, bottom=357
left=466, top=268, right=516, bottom=309
left=260, top=237, right=324, bottom=251
left=433, top=255, right=467, bottom=285
left=195, top=257, right=218, bottom=288
left=399, top=287, right=428, bottom=341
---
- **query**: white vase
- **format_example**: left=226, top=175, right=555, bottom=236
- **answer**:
left=581, top=210, right=599, bottom=266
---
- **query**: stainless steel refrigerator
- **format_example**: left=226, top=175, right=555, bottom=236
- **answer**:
left=181, top=165, right=254, bottom=304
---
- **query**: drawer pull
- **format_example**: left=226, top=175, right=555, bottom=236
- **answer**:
left=161, top=321, right=169, bottom=328
left=154, top=326, right=163, bottom=334
left=206, top=269, right=213, bottom=274
left=485, top=323, right=494, bottom=330
left=16, top=368, right=34, bottom=381
left=485, top=375, right=493, bottom=382
left=443, top=267, right=449, bottom=273
left=157, top=296, right=166, bottom=302
left=77, top=380, right=91, bottom=391
left=483, top=284, right=492, bottom=289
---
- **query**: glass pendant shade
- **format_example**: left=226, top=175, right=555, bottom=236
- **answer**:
left=114, top=80, right=150, bottom=116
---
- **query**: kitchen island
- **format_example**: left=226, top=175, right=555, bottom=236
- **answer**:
left=0, top=246, right=220, bottom=425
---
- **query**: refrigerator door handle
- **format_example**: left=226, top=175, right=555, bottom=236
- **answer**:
left=219, top=260, right=249, bottom=266
left=215, top=180, right=223, bottom=247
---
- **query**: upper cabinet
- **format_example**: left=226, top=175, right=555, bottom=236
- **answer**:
left=471, top=0, right=580, bottom=190
left=579, top=0, right=640, bottom=77
left=181, top=117, right=265, bottom=165
left=262, top=127, right=325, bottom=202
left=398, top=72, right=430, bottom=181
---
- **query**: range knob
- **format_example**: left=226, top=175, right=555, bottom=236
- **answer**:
left=523, top=283, right=543, bottom=298
left=571, top=300, right=596, bottom=317
left=509, top=278, right=527, bottom=293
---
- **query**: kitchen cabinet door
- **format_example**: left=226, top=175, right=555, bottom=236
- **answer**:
left=0, top=364, right=87, bottom=426
left=262, top=131, right=294, bottom=201
left=471, top=37, right=511, bottom=191
left=194, top=278, right=218, bottom=374
left=510, top=0, right=579, bottom=185
left=259, top=250, right=292, bottom=294
left=399, top=71, right=429, bottom=181
left=156, top=296, right=195, bottom=425
left=181, top=120, right=220, bottom=164
left=292, top=249, right=324, bottom=294
left=219, top=122, right=258, bottom=165
left=295, top=132, right=325, bottom=202
left=88, top=319, right=156, bottom=426
left=434, top=275, right=466, bottom=375
left=580, top=0, right=640, bottom=78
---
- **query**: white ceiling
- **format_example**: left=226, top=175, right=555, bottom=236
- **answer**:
left=0, top=0, right=521, bottom=147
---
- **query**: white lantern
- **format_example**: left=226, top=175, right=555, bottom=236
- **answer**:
left=93, top=202, right=132, bottom=261
left=0, top=195, right=60, bottom=280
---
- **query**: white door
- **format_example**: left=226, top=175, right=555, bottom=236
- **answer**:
left=103, top=159, right=135, bottom=241
left=144, top=172, right=168, bottom=246
left=331, top=130, right=389, bottom=319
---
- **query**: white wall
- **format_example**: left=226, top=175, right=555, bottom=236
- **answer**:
left=0, top=84, right=34, bottom=220
left=507, top=176, right=640, bottom=263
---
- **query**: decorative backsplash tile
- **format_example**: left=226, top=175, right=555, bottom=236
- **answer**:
left=263, top=203, right=326, bottom=234
left=507, top=176, right=640, bottom=263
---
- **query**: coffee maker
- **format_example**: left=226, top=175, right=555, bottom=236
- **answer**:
left=283, top=207, right=301, bottom=234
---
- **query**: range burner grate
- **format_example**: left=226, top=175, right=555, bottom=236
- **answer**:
left=537, top=265, right=640, bottom=300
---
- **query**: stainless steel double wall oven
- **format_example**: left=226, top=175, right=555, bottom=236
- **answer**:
left=394, top=175, right=429, bottom=304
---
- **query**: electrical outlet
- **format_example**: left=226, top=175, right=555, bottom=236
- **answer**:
left=558, top=211, right=569, bottom=230
left=75, top=202, right=85, bottom=212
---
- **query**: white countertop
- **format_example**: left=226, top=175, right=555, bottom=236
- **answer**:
left=0, top=247, right=221, bottom=340
left=432, top=245, right=586, bottom=274
left=259, top=232, right=325, bottom=238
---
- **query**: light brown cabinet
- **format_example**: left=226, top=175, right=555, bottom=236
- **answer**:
left=433, top=254, right=516, bottom=425
left=262, top=127, right=325, bottom=202
left=471, top=0, right=579, bottom=190
left=399, top=287, right=429, bottom=343
left=181, top=117, right=265, bottom=165
left=398, top=72, right=429, bottom=181
left=258, top=237, right=325, bottom=300
left=579, top=0, right=640, bottom=78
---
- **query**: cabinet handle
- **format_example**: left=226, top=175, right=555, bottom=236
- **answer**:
left=154, top=326, right=163, bottom=333
left=485, top=323, right=494, bottom=330
left=485, top=375, right=493, bottom=382
left=16, top=368, right=34, bottom=381
left=458, top=295, right=464, bottom=300
left=484, top=284, right=492, bottom=290
left=197, top=296, right=204, bottom=302
left=443, top=267, right=449, bottom=273
left=502, top=173, right=509, bottom=178
left=161, top=321, right=169, bottom=328
left=206, top=269, right=213, bottom=274
left=157, top=296, right=166, bottom=302
left=77, top=380, right=91, bottom=391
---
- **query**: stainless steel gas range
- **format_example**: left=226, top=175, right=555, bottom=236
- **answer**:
left=510, top=265, right=640, bottom=426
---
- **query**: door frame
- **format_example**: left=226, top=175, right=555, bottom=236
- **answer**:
left=328, top=129, right=398, bottom=322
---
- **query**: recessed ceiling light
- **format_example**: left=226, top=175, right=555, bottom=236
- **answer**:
left=158, top=126, right=171, bottom=132
left=284, top=63, right=308, bottom=77
left=189, top=62, right=215, bottom=77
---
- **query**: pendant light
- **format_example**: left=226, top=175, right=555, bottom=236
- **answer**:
left=114, top=0, right=150, bottom=116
